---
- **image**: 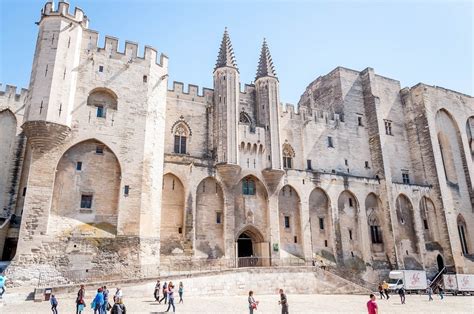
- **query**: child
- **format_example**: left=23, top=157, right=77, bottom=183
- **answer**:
left=178, top=282, right=184, bottom=304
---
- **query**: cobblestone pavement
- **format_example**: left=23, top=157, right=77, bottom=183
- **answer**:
left=1, top=293, right=473, bottom=313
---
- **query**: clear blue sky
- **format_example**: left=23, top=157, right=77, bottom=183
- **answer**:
left=1, top=0, right=472, bottom=103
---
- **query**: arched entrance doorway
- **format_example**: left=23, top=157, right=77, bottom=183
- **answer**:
left=437, top=254, right=445, bottom=272
left=236, top=227, right=267, bottom=267
left=237, top=232, right=253, bottom=258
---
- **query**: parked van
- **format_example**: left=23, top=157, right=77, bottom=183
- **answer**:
left=388, top=270, right=427, bottom=292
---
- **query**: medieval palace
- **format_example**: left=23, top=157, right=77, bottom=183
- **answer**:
left=0, top=2, right=473, bottom=285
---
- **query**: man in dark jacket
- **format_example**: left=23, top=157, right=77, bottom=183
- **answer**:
left=278, top=289, right=289, bottom=314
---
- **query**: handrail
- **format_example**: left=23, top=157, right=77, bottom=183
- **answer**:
left=430, top=266, right=446, bottom=288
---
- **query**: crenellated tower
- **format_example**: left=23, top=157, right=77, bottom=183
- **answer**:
left=22, top=1, right=88, bottom=148
left=213, top=28, right=241, bottom=184
left=255, top=39, right=282, bottom=171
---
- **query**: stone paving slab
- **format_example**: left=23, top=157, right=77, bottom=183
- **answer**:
left=1, top=293, right=474, bottom=313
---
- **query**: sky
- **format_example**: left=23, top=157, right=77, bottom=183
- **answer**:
left=0, top=0, right=472, bottom=104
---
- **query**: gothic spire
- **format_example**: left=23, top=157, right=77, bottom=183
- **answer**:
left=255, top=38, right=277, bottom=80
left=214, top=27, right=238, bottom=71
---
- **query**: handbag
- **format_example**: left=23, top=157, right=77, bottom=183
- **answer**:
left=78, top=304, right=85, bottom=311
left=107, top=302, right=112, bottom=310
left=251, top=302, right=257, bottom=309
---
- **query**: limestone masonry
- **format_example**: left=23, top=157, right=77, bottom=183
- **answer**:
left=0, top=1, right=473, bottom=286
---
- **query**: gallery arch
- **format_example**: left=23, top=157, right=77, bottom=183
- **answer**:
left=160, top=173, right=185, bottom=254
left=419, top=196, right=438, bottom=243
left=50, top=139, right=121, bottom=236
left=195, top=177, right=225, bottom=258
left=0, top=110, right=17, bottom=212
left=395, top=194, right=422, bottom=268
left=365, top=193, right=384, bottom=253
left=457, top=214, right=470, bottom=255
left=278, top=185, right=303, bottom=257
left=337, top=190, right=362, bottom=262
left=309, top=188, right=333, bottom=261
left=234, top=176, right=270, bottom=260
left=467, top=116, right=474, bottom=162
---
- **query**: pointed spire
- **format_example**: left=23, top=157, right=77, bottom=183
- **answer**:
left=214, top=27, right=238, bottom=71
left=255, top=38, right=277, bottom=80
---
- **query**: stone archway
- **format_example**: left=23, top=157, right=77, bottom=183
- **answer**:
left=50, top=139, right=121, bottom=237
left=160, top=173, right=185, bottom=255
left=278, top=185, right=303, bottom=258
left=236, top=226, right=266, bottom=267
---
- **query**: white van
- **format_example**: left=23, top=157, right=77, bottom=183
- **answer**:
left=388, top=270, right=427, bottom=292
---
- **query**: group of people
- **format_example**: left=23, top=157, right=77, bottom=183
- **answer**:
left=248, top=288, right=289, bottom=314
left=377, top=280, right=446, bottom=305
left=153, top=279, right=184, bottom=312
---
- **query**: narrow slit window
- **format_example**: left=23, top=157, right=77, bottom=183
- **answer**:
left=284, top=216, right=290, bottom=228
left=76, top=161, right=82, bottom=171
left=319, top=217, right=324, bottom=230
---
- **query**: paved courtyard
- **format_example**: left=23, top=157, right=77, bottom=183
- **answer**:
left=1, top=292, right=473, bottom=313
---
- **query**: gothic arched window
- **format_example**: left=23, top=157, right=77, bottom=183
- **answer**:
left=457, top=214, right=469, bottom=255
left=239, top=111, right=252, bottom=124
left=368, top=210, right=382, bottom=244
left=242, top=177, right=256, bottom=195
left=173, top=122, right=189, bottom=154
left=282, top=143, right=295, bottom=169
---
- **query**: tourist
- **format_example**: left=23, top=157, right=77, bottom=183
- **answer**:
left=367, top=294, right=378, bottom=314
left=154, top=280, right=161, bottom=302
left=165, top=282, right=175, bottom=312
left=398, top=285, right=406, bottom=304
left=438, top=284, right=445, bottom=300
left=0, top=270, right=5, bottom=299
left=92, top=288, right=105, bottom=314
left=320, top=259, right=327, bottom=271
left=114, top=287, right=123, bottom=303
left=178, top=281, right=184, bottom=304
left=50, top=294, right=59, bottom=314
left=111, top=298, right=127, bottom=314
left=76, top=284, right=85, bottom=314
left=426, top=285, right=433, bottom=301
left=103, top=286, right=110, bottom=312
left=159, top=281, right=168, bottom=304
left=278, top=288, right=289, bottom=314
left=377, top=283, right=385, bottom=299
left=382, top=280, right=390, bottom=299
left=248, top=290, right=259, bottom=314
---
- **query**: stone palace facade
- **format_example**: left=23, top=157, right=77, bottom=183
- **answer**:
left=0, top=1, right=473, bottom=284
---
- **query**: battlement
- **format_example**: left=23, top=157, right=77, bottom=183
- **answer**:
left=0, top=84, right=28, bottom=104
left=167, top=81, right=214, bottom=101
left=41, top=1, right=88, bottom=28
left=281, top=102, right=342, bottom=127
left=84, top=31, right=168, bottom=68
left=240, top=83, right=255, bottom=94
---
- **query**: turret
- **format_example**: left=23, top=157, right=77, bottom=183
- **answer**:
left=255, top=39, right=282, bottom=170
left=23, top=1, right=87, bottom=149
left=213, top=28, right=240, bottom=165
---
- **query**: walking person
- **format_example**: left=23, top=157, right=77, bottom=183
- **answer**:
left=165, top=282, right=175, bottom=312
left=92, top=288, right=105, bottom=314
left=111, top=298, right=127, bottom=314
left=154, top=280, right=161, bottom=302
left=178, top=282, right=184, bottom=304
left=427, top=285, right=433, bottom=301
left=76, top=284, right=86, bottom=314
left=159, top=281, right=168, bottom=304
left=102, top=286, right=110, bottom=313
left=367, top=294, right=378, bottom=314
left=278, top=288, right=289, bottom=314
left=248, top=290, right=259, bottom=314
left=0, top=270, right=6, bottom=299
left=377, top=283, right=385, bottom=299
left=50, top=294, right=59, bottom=314
left=114, top=287, right=123, bottom=303
left=398, top=285, right=406, bottom=304
left=438, top=284, right=445, bottom=300
left=382, top=280, right=390, bottom=299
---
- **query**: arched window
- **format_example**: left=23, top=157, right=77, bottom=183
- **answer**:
left=282, top=143, right=295, bottom=169
left=87, top=88, right=118, bottom=118
left=242, top=177, right=256, bottom=195
left=173, top=123, right=189, bottom=154
left=457, top=214, right=469, bottom=255
left=367, top=210, right=382, bottom=244
left=239, top=111, right=251, bottom=124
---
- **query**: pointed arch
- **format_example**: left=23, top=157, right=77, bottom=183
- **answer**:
left=337, top=190, right=361, bottom=261
left=466, top=116, right=474, bottom=162
left=395, top=194, right=420, bottom=259
left=309, top=187, right=333, bottom=259
left=239, top=111, right=252, bottom=125
left=160, top=173, right=185, bottom=254
left=50, top=139, right=121, bottom=235
left=365, top=193, right=385, bottom=251
left=457, top=214, right=470, bottom=255
left=0, top=109, right=18, bottom=213
left=278, top=185, right=303, bottom=257
left=171, top=119, right=191, bottom=154
left=87, top=87, right=118, bottom=111
left=196, top=177, right=224, bottom=258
